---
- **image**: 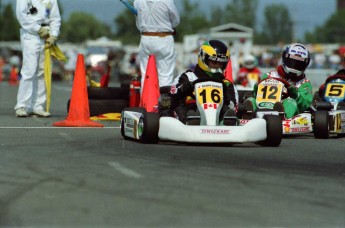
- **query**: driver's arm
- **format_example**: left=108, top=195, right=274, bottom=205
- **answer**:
left=174, top=73, right=194, bottom=97
left=295, top=81, right=313, bottom=112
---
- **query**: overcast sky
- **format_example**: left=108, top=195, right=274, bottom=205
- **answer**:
left=2, top=0, right=337, bottom=39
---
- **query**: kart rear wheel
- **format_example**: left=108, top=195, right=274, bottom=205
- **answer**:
left=260, top=115, right=282, bottom=147
left=121, top=107, right=146, bottom=140
left=139, top=112, right=160, bottom=144
left=313, top=110, right=329, bottom=139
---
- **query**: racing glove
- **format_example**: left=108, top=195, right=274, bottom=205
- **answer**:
left=179, top=81, right=193, bottom=94
left=45, top=36, right=57, bottom=48
left=288, top=85, right=298, bottom=99
left=38, top=27, right=49, bottom=39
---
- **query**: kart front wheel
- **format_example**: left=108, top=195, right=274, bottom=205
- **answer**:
left=261, top=115, right=282, bottom=147
left=313, top=110, right=329, bottom=139
left=138, top=112, right=160, bottom=144
left=121, top=107, right=146, bottom=140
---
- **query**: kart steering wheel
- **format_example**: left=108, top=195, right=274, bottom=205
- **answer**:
left=192, top=77, right=224, bottom=86
left=260, top=77, right=291, bottom=88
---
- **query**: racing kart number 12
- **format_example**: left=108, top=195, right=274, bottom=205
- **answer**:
left=196, top=82, right=223, bottom=108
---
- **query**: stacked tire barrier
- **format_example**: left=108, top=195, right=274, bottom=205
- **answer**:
left=67, top=84, right=130, bottom=117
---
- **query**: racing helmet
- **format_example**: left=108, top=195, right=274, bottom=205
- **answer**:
left=243, top=54, right=257, bottom=69
left=282, top=43, right=310, bottom=78
left=198, top=40, right=230, bottom=76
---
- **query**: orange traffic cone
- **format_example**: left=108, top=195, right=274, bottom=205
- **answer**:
left=139, top=54, right=160, bottom=112
left=53, top=54, right=104, bottom=127
left=8, top=66, right=19, bottom=85
left=224, top=59, right=233, bottom=83
left=0, top=57, right=4, bottom=82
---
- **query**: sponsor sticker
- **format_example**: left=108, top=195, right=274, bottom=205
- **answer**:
left=200, top=129, right=230, bottom=134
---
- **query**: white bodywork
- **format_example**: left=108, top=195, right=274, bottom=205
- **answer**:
left=158, top=117, right=267, bottom=143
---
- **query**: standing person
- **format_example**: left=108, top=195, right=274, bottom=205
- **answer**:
left=245, top=43, right=313, bottom=119
left=133, top=0, right=180, bottom=93
left=15, top=0, right=61, bottom=117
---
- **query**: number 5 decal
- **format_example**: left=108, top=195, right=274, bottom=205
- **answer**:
left=325, top=83, right=345, bottom=98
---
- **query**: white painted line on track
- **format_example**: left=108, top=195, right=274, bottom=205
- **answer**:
left=108, top=161, right=142, bottom=179
left=58, top=132, right=72, bottom=141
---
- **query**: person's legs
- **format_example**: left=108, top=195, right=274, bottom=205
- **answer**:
left=174, top=105, right=188, bottom=124
left=32, top=43, right=46, bottom=112
left=153, top=36, right=175, bottom=87
left=138, top=37, right=150, bottom=94
left=15, top=32, right=40, bottom=113
left=282, top=98, right=299, bottom=119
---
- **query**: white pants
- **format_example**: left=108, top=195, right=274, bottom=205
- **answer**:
left=15, top=29, right=46, bottom=112
left=139, top=35, right=176, bottom=92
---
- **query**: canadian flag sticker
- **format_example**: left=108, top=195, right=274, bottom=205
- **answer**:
left=203, top=103, right=218, bottom=109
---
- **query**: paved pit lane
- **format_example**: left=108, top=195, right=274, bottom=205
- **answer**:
left=1, top=81, right=344, bottom=227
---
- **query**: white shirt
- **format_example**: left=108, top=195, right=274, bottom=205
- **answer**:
left=16, top=0, right=61, bottom=37
left=134, top=0, right=180, bottom=33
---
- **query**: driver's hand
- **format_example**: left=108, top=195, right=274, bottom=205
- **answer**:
left=287, top=85, right=298, bottom=99
left=179, top=81, right=193, bottom=94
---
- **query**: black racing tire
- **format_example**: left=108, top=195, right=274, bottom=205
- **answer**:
left=139, top=112, right=160, bottom=144
left=121, top=107, right=146, bottom=140
left=87, top=86, right=129, bottom=100
left=313, top=110, right=329, bottom=139
left=259, top=115, right=282, bottom=147
left=67, top=99, right=129, bottom=117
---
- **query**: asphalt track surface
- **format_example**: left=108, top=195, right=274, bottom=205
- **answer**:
left=0, top=81, right=345, bottom=227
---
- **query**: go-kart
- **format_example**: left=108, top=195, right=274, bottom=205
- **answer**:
left=239, top=76, right=343, bottom=138
left=312, top=77, right=345, bottom=138
left=121, top=78, right=283, bottom=146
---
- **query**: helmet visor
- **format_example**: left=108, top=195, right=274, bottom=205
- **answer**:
left=284, top=55, right=309, bottom=71
left=204, top=54, right=228, bottom=70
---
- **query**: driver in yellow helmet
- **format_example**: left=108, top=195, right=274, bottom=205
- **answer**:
left=170, top=40, right=238, bottom=124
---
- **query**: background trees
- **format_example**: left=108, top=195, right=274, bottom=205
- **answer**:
left=61, top=12, right=112, bottom=43
left=0, top=0, right=344, bottom=44
left=255, top=4, right=293, bottom=44
left=0, top=4, right=19, bottom=41
left=305, top=8, right=345, bottom=43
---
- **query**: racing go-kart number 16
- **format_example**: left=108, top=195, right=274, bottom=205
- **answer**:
left=121, top=78, right=283, bottom=146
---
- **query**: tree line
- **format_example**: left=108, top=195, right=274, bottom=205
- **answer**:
left=0, top=0, right=344, bottom=44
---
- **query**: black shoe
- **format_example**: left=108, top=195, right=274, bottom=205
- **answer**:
left=273, top=102, right=284, bottom=112
left=244, top=99, right=254, bottom=112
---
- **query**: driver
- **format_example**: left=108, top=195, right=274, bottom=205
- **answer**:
left=318, top=53, right=345, bottom=100
left=244, top=43, right=313, bottom=119
left=170, top=39, right=238, bottom=124
left=235, top=54, right=261, bottom=88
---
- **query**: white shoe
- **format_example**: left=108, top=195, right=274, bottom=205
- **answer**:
left=31, top=109, right=51, bottom=117
left=15, top=108, right=28, bottom=117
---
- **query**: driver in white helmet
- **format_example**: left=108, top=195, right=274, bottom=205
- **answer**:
left=235, top=54, right=261, bottom=89
left=245, top=43, right=313, bottom=119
